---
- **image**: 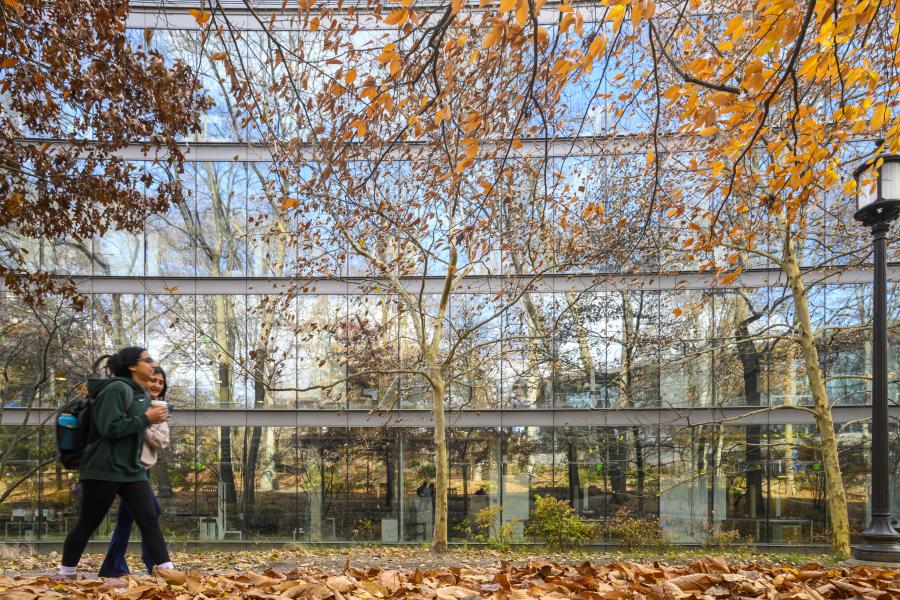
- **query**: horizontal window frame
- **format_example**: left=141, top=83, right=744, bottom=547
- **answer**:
left=2, top=265, right=898, bottom=295
left=5, top=405, right=895, bottom=427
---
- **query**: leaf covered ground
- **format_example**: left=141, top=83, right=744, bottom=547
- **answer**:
left=1, top=547, right=898, bottom=599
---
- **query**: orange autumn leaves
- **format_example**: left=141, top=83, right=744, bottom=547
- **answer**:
left=651, top=1, right=899, bottom=252
left=2, top=558, right=899, bottom=599
left=1, top=0, right=209, bottom=305
left=364, top=0, right=898, bottom=263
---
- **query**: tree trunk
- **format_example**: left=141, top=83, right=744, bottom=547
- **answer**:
left=606, top=430, right=627, bottom=503
left=632, top=427, right=645, bottom=515
left=565, top=291, right=598, bottom=405
left=385, top=446, right=394, bottom=508
left=431, top=372, right=449, bottom=551
left=218, top=390, right=237, bottom=505
left=783, top=354, right=797, bottom=497
left=214, top=296, right=237, bottom=505
left=156, top=453, right=173, bottom=498
left=306, top=445, right=324, bottom=540
left=320, top=444, right=327, bottom=536
left=111, top=294, right=127, bottom=347
left=219, top=425, right=237, bottom=504
left=262, top=428, right=277, bottom=490
left=244, top=427, right=262, bottom=509
left=735, top=316, right=766, bottom=517
left=462, top=460, right=469, bottom=502
left=243, top=351, right=268, bottom=510
left=615, top=293, right=640, bottom=506
left=780, top=212, right=851, bottom=557
left=512, top=254, right=552, bottom=410
left=520, top=296, right=549, bottom=408
left=696, top=426, right=706, bottom=476
left=707, top=426, right=720, bottom=532
left=567, top=439, right=581, bottom=507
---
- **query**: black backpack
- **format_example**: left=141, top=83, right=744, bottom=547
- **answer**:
left=56, top=381, right=134, bottom=469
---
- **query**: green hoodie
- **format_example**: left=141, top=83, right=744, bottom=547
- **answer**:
left=80, top=377, right=151, bottom=482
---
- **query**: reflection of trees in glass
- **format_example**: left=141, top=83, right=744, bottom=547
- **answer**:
left=296, top=428, right=342, bottom=541
left=344, top=296, right=400, bottom=410
left=142, top=156, right=296, bottom=509
left=1, top=4, right=207, bottom=303
left=295, top=296, right=347, bottom=409
left=0, top=297, right=95, bottom=505
left=447, top=428, right=496, bottom=531
left=448, top=296, right=500, bottom=411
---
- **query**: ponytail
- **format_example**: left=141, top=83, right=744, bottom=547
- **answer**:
left=92, top=355, right=112, bottom=374
left=93, top=347, right=147, bottom=379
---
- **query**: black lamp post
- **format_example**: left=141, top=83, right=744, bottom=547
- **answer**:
left=852, top=153, right=900, bottom=562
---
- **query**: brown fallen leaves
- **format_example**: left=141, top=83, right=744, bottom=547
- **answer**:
left=1, top=557, right=898, bottom=600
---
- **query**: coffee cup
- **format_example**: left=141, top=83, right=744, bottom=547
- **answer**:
left=150, top=399, right=169, bottom=420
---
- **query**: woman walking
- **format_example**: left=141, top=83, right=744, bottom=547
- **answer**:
left=59, top=347, right=173, bottom=577
left=98, top=364, right=171, bottom=577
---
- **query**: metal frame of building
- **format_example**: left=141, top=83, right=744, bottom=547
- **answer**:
left=127, top=1, right=616, bottom=31
left=15, top=135, right=691, bottom=161
left=2, top=265, right=896, bottom=295
left=5, top=405, right=896, bottom=428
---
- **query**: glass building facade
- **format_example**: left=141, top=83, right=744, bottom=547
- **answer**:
left=3, top=274, right=898, bottom=545
left=1, top=3, right=899, bottom=547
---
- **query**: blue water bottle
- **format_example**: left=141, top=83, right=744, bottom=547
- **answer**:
left=58, top=414, right=78, bottom=451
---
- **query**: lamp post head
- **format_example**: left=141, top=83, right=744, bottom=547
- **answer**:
left=854, top=153, right=900, bottom=227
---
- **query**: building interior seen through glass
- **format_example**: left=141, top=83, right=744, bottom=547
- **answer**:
left=1, top=3, right=899, bottom=548
left=0, top=423, right=898, bottom=544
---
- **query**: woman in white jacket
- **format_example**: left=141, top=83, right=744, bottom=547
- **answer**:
left=98, top=365, right=170, bottom=577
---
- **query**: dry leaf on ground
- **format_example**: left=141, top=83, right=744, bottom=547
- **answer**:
left=1, top=559, right=898, bottom=600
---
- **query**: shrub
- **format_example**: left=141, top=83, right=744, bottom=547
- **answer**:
left=603, top=507, right=668, bottom=551
left=351, top=517, right=378, bottom=541
left=457, top=505, right=519, bottom=551
left=525, top=495, right=598, bottom=550
left=702, top=526, right=744, bottom=549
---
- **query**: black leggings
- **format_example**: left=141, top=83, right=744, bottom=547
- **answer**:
left=62, top=479, right=170, bottom=568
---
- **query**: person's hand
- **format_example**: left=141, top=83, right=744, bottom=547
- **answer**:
left=145, top=404, right=168, bottom=424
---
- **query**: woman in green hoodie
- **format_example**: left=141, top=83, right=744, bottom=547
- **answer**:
left=59, top=347, right=172, bottom=578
